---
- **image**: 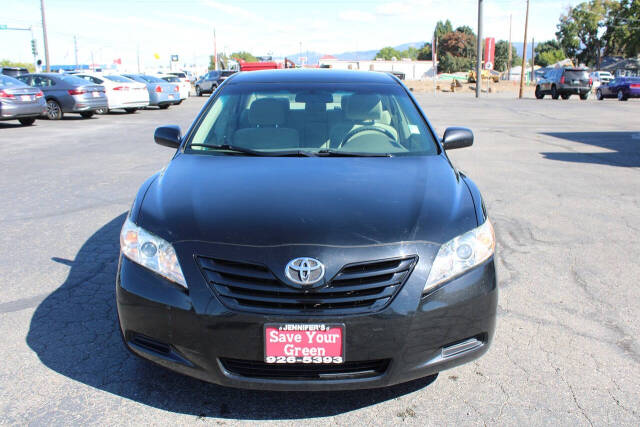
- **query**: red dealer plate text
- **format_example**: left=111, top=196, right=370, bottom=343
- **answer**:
left=264, top=324, right=344, bottom=364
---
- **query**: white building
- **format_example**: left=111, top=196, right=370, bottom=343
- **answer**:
left=318, top=57, right=436, bottom=80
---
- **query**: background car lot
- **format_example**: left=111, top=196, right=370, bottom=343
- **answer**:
left=0, top=95, right=638, bottom=425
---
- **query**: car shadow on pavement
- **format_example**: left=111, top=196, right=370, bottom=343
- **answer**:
left=540, top=131, right=640, bottom=167
left=27, top=213, right=435, bottom=420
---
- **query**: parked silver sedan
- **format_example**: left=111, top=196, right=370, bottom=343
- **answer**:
left=0, top=75, right=46, bottom=126
left=122, top=74, right=180, bottom=109
left=16, top=73, right=108, bottom=120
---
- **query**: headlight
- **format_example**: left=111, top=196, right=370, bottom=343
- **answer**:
left=120, top=216, right=187, bottom=288
left=424, top=219, right=495, bottom=293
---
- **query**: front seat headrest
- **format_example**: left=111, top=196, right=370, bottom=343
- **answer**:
left=344, top=94, right=383, bottom=121
left=248, top=98, right=287, bottom=127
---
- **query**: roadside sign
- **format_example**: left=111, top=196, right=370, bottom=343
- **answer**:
left=171, top=55, right=179, bottom=62
left=484, top=37, right=495, bottom=70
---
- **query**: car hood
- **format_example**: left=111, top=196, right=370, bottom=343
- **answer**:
left=137, top=153, right=478, bottom=247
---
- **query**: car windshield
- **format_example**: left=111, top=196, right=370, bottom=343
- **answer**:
left=104, top=75, right=133, bottom=82
left=162, top=76, right=180, bottom=82
left=139, top=75, right=165, bottom=83
left=171, top=72, right=186, bottom=78
left=186, top=82, right=438, bottom=156
left=565, top=70, right=589, bottom=80
left=0, top=75, right=26, bottom=87
left=58, top=74, right=94, bottom=85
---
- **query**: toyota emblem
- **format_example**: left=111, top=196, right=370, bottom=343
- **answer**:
left=285, top=257, right=325, bottom=287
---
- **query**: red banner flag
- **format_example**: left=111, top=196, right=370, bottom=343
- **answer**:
left=483, top=38, right=495, bottom=69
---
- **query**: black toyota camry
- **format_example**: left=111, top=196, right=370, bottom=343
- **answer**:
left=117, top=69, right=497, bottom=390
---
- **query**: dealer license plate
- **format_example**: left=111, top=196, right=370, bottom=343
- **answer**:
left=264, top=324, right=344, bottom=364
left=92, top=91, right=100, bottom=98
left=168, top=94, right=175, bottom=99
left=20, top=95, right=32, bottom=101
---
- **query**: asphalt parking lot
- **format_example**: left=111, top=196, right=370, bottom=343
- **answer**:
left=1, top=94, right=639, bottom=425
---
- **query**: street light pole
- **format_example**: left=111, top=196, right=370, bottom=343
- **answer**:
left=40, top=0, right=50, bottom=72
left=476, top=0, right=483, bottom=98
left=507, top=14, right=512, bottom=80
left=519, top=0, right=530, bottom=99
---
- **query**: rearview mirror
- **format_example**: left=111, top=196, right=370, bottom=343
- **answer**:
left=442, top=127, right=473, bottom=150
left=154, top=125, right=182, bottom=149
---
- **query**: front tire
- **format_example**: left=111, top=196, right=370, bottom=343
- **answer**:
left=124, top=108, right=137, bottom=114
left=535, top=86, right=544, bottom=99
left=618, top=90, right=628, bottom=101
left=158, top=104, right=170, bottom=110
left=580, top=92, right=589, bottom=100
left=18, top=117, right=36, bottom=126
left=95, top=108, right=108, bottom=115
left=551, top=85, right=559, bottom=100
left=596, top=89, right=603, bottom=100
left=80, top=112, right=94, bottom=119
left=46, top=99, right=63, bottom=120
left=561, top=94, right=570, bottom=100
left=195, top=86, right=202, bottom=96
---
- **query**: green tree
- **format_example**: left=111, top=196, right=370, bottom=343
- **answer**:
left=404, top=46, right=419, bottom=59
left=494, top=40, right=520, bottom=72
left=0, top=59, right=35, bottom=72
left=603, top=0, right=640, bottom=57
left=438, top=52, right=474, bottom=73
left=375, top=46, right=402, bottom=60
left=534, top=40, right=566, bottom=66
left=231, top=51, right=258, bottom=62
left=556, top=0, right=617, bottom=66
left=434, top=20, right=453, bottom=42
left=417, top=42, right=432, bottom=60
left=455, top=25, right=475, bottom=36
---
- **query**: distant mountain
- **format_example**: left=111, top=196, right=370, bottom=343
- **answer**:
left=284, top=41, right=428, bottom=64
left=284, top=41, right=528, bottom=65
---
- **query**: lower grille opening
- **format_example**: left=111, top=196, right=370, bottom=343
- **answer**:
left=220, top=358, right=390, bottom=380
left=130, top=334, right=171, bottom=356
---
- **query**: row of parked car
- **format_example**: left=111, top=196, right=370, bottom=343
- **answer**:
left=535, top=68, right=640, bottom=101
left=0, top=70, right=190, bottom=125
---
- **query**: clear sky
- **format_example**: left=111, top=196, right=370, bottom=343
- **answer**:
left=2, top=0, right=583, bottom=70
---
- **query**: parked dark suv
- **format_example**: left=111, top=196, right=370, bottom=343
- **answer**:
left=194, top=70, right=237, bottom=96
left=1, top=67, right=30, bottom=78
left=535, top=68, right=592, bottom=100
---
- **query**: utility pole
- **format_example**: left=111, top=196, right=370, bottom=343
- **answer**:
left=433, top=32, right=437, bottom=97
left=40, top=0, right=50, bottom=71
left=476, top=0, right=483, bottom=98
left=507, top=14, right=512, bottom=80
left=136, top=45, right=140, bottom=73
left=213, top=28, right=217, bottom=70
left=73, top=35, right=78, bottom=70
left=519, top=0, right=530, bottom=99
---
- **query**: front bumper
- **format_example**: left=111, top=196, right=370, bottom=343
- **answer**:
left=117, top=246, right=497, bottom=391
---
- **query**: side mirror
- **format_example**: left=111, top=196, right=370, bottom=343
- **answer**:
left=154, top=125, right=181, bottom=148
left=442, top=127, right=473, bottom=150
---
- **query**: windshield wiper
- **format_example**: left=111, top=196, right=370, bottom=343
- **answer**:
left=316, top=149, right=393, bottom=157
left=189, top=144, right=315, bottom=157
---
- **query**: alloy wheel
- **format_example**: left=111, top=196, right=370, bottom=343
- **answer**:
left=46, top=100, right=62, bottom=120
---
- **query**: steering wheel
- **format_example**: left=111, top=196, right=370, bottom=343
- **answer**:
left=338, top=125, right=402, bottom=149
